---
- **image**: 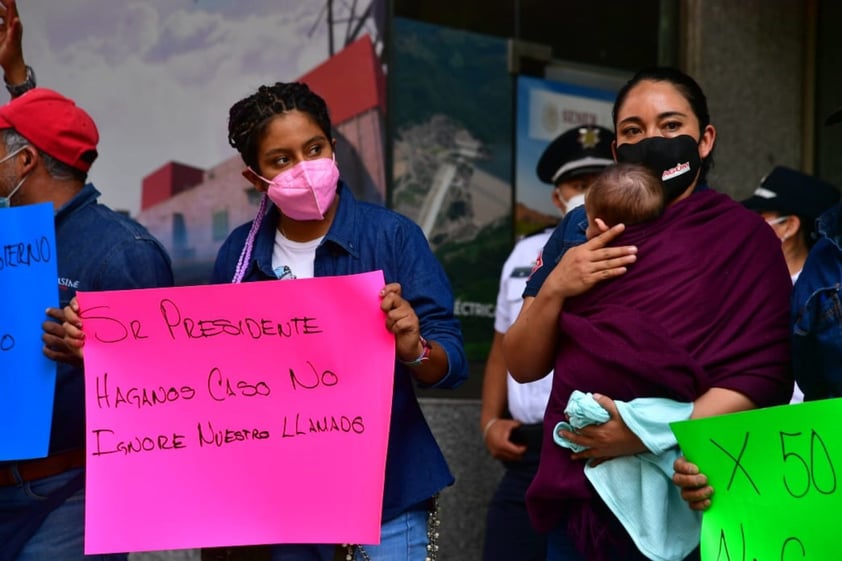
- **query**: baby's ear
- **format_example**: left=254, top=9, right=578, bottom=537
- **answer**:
left=595, top=217, right=610, bottom=233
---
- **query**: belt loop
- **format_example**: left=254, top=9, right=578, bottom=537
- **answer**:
left=8, top=463, right=24, bottom=486
left=0, top=462, right=27, bottom=487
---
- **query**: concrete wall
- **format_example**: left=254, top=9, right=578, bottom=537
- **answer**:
left=419, top=399, right=502, bottom=560
left=684, top=0, right=809, bottom=200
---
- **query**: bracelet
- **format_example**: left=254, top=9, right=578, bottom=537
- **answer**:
left=483, top=418, right=499, bottom=440
left=5, top=65, right=36, bottom=98
left=398, top=335, right=432, bottom=367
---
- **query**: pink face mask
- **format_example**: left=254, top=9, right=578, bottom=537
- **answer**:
left=253, top=156, right=340, bottom=221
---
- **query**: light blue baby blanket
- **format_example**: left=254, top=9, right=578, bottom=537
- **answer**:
left=553, top=390, right=700, bottom=561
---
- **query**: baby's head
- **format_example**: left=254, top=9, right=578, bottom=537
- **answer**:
left=584, top=163, right=665, bottom=239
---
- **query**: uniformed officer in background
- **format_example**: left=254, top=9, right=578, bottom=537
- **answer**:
left=480, top=124, right=614, bottom=561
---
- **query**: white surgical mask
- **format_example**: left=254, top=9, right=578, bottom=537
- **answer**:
left=560, top=192, right=586, bottom=216
left=0, top=146, right=27, bottom=208
left=765, top=215, right=790, bottom=227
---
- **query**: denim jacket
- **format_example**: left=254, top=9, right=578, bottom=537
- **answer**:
left=792, top=203, right=842, bottom=400
left=50, top=183, right=174, bottom=454
left=212, top=182, right=468, bottom=521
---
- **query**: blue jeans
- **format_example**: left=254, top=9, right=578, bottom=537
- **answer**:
left=270, top=506, right=429, bottom=561
left=0, top=467, right=126, bottom=561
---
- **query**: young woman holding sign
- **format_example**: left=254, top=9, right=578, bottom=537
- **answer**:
left=211, top=82, right=466, bottom=561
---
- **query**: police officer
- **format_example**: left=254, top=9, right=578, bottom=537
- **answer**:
left=480, top=124, right=613, bottom=561
left=742, top=166, right=839, bottom=284
left=791, top=108, right=842, bottom=402
left=742, top=166, right=839, bottom=403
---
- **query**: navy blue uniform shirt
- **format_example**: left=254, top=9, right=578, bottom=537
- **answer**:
left=793, top=202, right=842, bottom=399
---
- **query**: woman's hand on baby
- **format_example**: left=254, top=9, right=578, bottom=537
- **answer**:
left=547, top=223, right=637, bottom=299
left=562, top=394, right=647, bottom=465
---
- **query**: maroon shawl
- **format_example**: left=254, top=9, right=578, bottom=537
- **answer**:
left=526, top=189, right=793, bottom=558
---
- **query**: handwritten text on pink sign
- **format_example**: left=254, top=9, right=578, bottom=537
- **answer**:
left=80, top=272, right=394, bottom=554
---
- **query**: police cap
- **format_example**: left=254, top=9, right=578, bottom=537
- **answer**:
left=536, top=124, right=614, bottom=186
left=741, top=166, right=840, bottom=221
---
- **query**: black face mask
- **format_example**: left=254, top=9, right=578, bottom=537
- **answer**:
left=615, top=135, right=702, bottom=202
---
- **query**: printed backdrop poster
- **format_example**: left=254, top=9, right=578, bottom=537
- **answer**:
left=0, top=203, right=58, bottom=460
left=79, top=271, right=394, bottom=553
left=390, top=17, right=513, bottom=388
left=515, top=75, right=616, bottom=235
left=16, top=0, right=386, bottom=286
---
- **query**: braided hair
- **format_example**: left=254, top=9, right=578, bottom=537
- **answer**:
left=228, top=82, right=332, bottom=173
left=228, top=82, right=333, bottom=283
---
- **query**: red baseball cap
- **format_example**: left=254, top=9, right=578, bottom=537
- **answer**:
left=0, top=87, right=99, bottom=172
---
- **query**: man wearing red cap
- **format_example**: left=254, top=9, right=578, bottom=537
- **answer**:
left=0, top=2, right=173, bottom=559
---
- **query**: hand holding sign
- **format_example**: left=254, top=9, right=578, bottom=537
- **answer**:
left=59, top=296, right=85, bottom=360
left=671, top=399, right=842, bottom=560
left=80, top=271, right=395, bottom=554
left=41, top=305, right=82, bottom=367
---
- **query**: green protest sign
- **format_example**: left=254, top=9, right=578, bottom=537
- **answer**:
left=671, top=398, right=842, bottom=561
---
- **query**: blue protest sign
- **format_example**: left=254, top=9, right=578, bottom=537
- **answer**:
left=0, top=202, right=58, bottom=460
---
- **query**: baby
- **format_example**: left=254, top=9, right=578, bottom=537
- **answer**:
left=584, top=162, right=665, bottom=239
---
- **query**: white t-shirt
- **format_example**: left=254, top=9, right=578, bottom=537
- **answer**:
left=494, top=229, right=555, bottom=424
left=271, top=230, right=323, bottom=280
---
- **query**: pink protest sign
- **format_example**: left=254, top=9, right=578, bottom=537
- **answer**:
left=79, top=271, right=395, bottom=554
